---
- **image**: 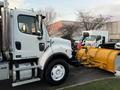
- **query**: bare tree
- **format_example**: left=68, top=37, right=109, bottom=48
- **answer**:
left=38, top=8, right=57, bottom=27
left=60, top=24, right=79, bottom=41
left=77, top=11, right=110, bottom=30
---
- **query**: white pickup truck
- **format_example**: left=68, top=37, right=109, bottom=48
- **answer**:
left=82, top=30, right=108, bottom=47
left=0, top=1, right=73, bottom=87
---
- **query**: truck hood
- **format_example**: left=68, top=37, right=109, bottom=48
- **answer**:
left=50, top=37, right=72, bottom=58
left=85, top=41, right=96, bottom=46
left=50, top=37, right=71, bottom=48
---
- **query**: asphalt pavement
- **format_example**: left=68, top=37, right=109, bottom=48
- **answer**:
left=0, top=65, right=114, bottom=90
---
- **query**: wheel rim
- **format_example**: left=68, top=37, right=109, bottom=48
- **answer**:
left=51, top=64, right=65, bottom=81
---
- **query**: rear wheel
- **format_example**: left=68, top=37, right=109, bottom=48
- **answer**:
left=45, top=59, right=69, bottom=85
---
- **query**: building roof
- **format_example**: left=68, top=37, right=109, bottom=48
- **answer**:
left=108, top=16, right=120, bottom=22
left=48, top=21, right=63, bottom=32
left=48, top=20, right=80, bottom=31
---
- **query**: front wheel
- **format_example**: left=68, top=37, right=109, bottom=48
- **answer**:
left=45, top=59, right=69, bottom=85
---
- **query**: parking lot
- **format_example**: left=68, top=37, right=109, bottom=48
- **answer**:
left=0, top=65, right=114, bottom=90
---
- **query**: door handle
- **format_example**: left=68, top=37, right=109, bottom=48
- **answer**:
left=39, top=43, right=45, bottom=51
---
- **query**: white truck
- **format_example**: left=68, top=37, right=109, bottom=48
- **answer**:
left=0, top=1, right=73, bottom=87
left=81, top=30, right=109, bottom=47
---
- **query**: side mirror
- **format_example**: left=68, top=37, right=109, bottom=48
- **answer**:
left=36, top=14, right=46, bottom=20
left=37, top=35, right=42, bottom=40
left=36, top=14, right=46, bottom=36
left=36, top=31, right=41, bottom=35
left=37, top=31, right=43, bottom=40
left=83, top=32, right=89, bottom=38
left=102, top=36, right=105, bottom=44
left=40, top=15, right=46, bottom=19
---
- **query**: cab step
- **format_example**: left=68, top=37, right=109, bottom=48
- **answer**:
left=12, top=78, right=40, bottom=87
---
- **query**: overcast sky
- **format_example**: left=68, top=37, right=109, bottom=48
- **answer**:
left=5, top=0, right=120, bottom=21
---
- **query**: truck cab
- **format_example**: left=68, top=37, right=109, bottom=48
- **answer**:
left=82, top=35, right=105, bottom=47
left=81, top=30, right=108, bottom=47
left=0, top=1, right=72, bottom=86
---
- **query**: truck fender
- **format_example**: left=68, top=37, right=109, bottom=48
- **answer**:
left=38, top=46, right=72, bottom=70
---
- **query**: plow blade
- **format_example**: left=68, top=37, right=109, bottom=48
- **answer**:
left=76, top=47, right=120, bottom=73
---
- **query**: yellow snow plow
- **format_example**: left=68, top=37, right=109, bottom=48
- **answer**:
left=76, top=47, right=120, bottom=73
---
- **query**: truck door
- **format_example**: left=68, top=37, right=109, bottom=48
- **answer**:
left=12, top=13, right=47, bottom=60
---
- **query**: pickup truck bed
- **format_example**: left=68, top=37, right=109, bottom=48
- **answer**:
left=100, top=42, right=116, bottom=49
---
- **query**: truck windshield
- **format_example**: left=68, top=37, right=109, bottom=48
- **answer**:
left=85, top=36, right=97, bottom=41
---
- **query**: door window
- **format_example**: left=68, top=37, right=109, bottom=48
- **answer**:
left=18, top=15, right=40, bottom=35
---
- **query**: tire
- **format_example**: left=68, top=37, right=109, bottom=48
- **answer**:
left=98, top=45, right=101, bottom=48
left=45, top=59, right=69, bottom=85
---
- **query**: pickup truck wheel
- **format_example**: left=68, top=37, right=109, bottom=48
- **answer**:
left=45, top=59, right=69, bottom=85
